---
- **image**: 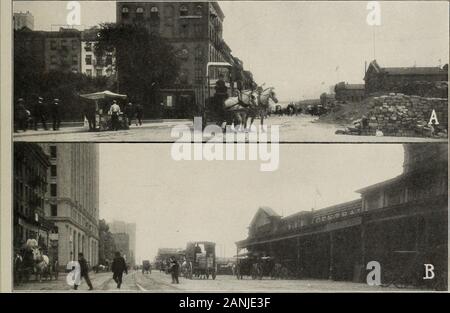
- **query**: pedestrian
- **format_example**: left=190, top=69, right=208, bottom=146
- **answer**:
left=170, top=257, right=179, bottom=284
left=135, top=103, right=143, bottom=126
left=111, top=251, right=127, bottom=289
left=14, top=98, right=28, bottom=132
left=124, top=102, right=134, bottom=126
left=50, top=98, right=61, bottom=131
left=32, top=96, right=48, bottom=131
left=108, top=100, right=121, bottom=131
left=75, top=252, right=93, bottom=290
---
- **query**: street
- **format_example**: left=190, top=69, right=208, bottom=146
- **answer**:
left=14, top=270, right=418, bottom=292
left=13, top=115, right=446, bottom=142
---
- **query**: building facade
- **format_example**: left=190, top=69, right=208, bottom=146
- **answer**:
left=81, top=27, right=116, bottom=78
left=109, top=220, right=136, bottom=266
left=13, top=143, right=54, bottom=254
left=116, top=1, right=254, bottom=117
left=39, top=144, right=100, bottom=268
left=364, top=60, right=448, bottom=96
left=15, top=27, right=82, bottom=74
left=13, top=11, right=34, bottom=30
left=334, top=82, right=365, bottom=102
left=237, top=144, right=447, bottom=288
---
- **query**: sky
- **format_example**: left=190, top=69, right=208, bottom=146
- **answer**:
left=98, top=144, right=404, bottom=262
left=13, top=1, right=449, bottom=101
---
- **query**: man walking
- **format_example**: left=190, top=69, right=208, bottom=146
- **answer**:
left=32, top=96, right=48, bottom=130
left=111, top=251, right=127, bottom=289
left=135, top=103, right=143, bottom=126
left=170, top=257, right=179, bottom=284
left=108, top=100, right=121, bottom=131
left=124, top=102, right=134, bottom=126
left=75, top=252, right=93, bottom=290
left=50, top=98, right=61, bottom=131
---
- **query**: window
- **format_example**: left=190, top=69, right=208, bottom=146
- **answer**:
left=50, top=165, right=57, bottom=177
left=136, top=7, right=144, bottom=19
left=50, top=55, right=58, bottom=65
left=85, top=55, right=92, bottom=65
left=84, top=42, right=92, bottom=51
left=50, top=40, right=57, bottom=50
left=50, top=146, right=57, bottom=158
left=50, top=184, right=57, bottom=197
left=121, top=6, right=129, bottom=18
left=179, top=5, right=188, bottom=17
left=61, top=40, right=68, bottom=50
left=105, top=55, right=113, bottom=66
left=195, top=46, right=203, bottom=61
left=96, top=69, right=103, bottom=77
left=150, top=6, right=159, bottom=19
left=193, top=24, right=202, bottom=37
left=72, top=39, right=78, bottom=50
left=195, top=68, right=202, bottom=83
left=51, top=204, right=57, bottom=217
left=180, top=24, right=189, bottom=37
left=72, top=55, right=78, bottom=65
left=86, top=69, right=92, bottom=76
left=195, top=5, right=203, bottom=16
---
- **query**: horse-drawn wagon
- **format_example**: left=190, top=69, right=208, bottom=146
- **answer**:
left=142, top=260, right=151, bottom=274
left=198, top=62, right=279, bottom=132
left=182, top=241, right=217, bottom=280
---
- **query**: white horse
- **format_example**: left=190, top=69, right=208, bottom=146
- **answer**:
left=31, top=248, right=51, bottom=282
left=246, top=87, right=278, bottom=131
left=223, top=87, right=278, bottom=131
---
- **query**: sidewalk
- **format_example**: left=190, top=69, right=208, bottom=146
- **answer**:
left=14, top=271, right=113, bottom=292
left=13, top=119, right=191, bottom=138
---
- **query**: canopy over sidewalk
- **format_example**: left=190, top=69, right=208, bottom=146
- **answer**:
left=79, top=90, right=127, bottom=101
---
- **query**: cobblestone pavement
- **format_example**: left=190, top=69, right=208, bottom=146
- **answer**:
left=13, top=115, right=445, bottom=142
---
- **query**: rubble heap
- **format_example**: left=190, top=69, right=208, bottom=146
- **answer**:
left=340, top=93, right=448, bottom=138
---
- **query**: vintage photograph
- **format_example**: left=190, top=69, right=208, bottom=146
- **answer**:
left=12, top=143, right=448, bottom=292
left=12, top=1, right=449, bottom=142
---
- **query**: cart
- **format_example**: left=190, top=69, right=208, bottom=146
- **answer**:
left=183, top=241, right=216, bottom=280
left=198, top=62, right=236, bottom=129
left=142, top=260, right=151, bottom=274
left=79, top=90, right=129, bottom=131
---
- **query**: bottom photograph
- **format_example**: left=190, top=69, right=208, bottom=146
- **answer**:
left=12, top=143, right=448, bottom=292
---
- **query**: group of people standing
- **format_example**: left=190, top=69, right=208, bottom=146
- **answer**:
left=106, top=101, right=144, bottom=131
left=14, top=97, right=62, bottom=132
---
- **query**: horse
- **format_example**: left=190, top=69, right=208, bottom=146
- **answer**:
left=223, top=87, right=278, bottom=132
left=31, top=248, right=51, bottom=282
left=245, top=87, right=278, bottom=131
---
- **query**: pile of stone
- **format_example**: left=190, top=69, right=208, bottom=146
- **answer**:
left=339, top=93, right=448, bottom=138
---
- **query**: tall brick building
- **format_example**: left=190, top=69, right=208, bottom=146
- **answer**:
left=109, top=220, right=136, bottom=266
left=116, top=1, right=253, bottom=117
left=39, top=144, right=100, bottom=268
left=13, top=143, right=54, bottom=254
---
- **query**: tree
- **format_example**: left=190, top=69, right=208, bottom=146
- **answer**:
left=98, top=219, right=117, bottom=265
left=95, top=23, right=180, bottom=117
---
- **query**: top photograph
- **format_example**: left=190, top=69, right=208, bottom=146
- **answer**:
left=12, top=1, right=449, bottom=143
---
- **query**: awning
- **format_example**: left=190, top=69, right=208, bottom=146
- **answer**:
left=79, top=90, right=127, bottom=101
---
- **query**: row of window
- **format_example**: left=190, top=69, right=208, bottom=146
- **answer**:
left=50, top=39, right=78, bottom=51
left=50, top=55, right=79, bottom=66
left=84, top=54, right=113, bottom=66
left=121, top=4, right=203, bottom=18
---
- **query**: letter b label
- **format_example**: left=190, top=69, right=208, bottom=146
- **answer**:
left=423, top=264, right=435, bottom=280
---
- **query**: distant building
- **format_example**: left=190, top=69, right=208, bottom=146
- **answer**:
left=334, top=82, right=365, bottom=102
left=81, top=27, right=116, bottom=78
left=13, top=11, right=34, bottom=30
left=112, top=233, right=130, bottom=263
left=39, top=144, right=100, bottom=268
left=237, top=144, right=447, bottom=285
left=109, top=221, right=136, bottom=266
left=13, top=143, right=54, bottom=254
left=364, top=60, right=448, bottom=95
left=14, top=27, right=82, bottom=74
